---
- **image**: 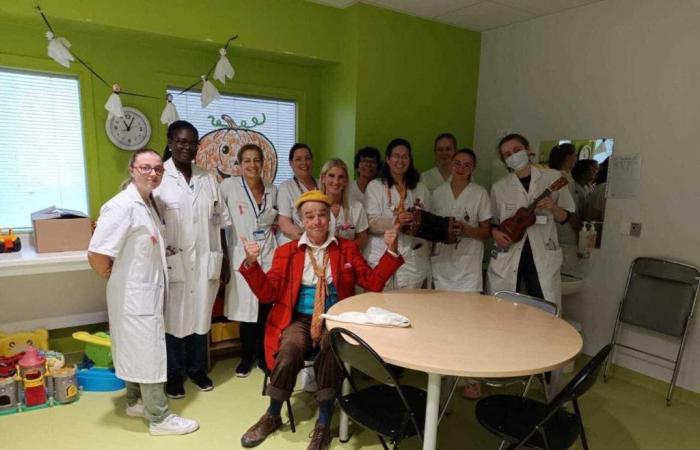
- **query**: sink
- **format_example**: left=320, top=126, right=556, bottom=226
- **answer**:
left=561, top=274, right=584, bottom=296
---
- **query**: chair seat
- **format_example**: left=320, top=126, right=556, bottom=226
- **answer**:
left=338, top=384, right=427, bottom=441
left=475, top=395, right=581, bottom=450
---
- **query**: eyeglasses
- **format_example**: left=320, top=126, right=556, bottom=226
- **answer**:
left=452, top=160, right=474, bottom=169
left=134, top=165, right=165, bottom=176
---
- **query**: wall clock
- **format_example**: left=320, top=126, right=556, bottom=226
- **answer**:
left=105, top=106, right=152, bottom=151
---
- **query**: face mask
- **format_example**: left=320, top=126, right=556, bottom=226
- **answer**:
left=505, top=150, right=529, bottom=171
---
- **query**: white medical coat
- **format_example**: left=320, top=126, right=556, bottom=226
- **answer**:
left=89, top=183, right=168, bottom=383
left=431, top=181, right=491, bottom=292
left=221, top=178, right=278, bottom=322
left=420, top=166, right=452, bottom=193
left=276, top=177, right=317, bottom=245
left=153, top=159, right=230, bottom=338
left=365, top=179, right=432, bottom=289
left=486, top=166, right=575, bottom=310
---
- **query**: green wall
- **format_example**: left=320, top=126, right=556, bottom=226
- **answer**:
left=0, top=0, right=481, bottom=215
left=354, top=4, right=481, bottom=170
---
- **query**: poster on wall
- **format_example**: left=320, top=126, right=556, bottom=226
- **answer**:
left=195, top=114, right=278, bottom=184
left=607, top=154, right=641, bottom=199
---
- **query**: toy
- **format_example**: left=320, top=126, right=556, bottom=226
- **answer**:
left=72, top=331, right=124, bottom=391
left=52, top=367, right=78, bottom=404
left=18, top=347, right=47, bottom=407
left=0, top=228, right=22, bottom=253
left=0, top=376, right=19, bottom=414
left=0, top=329, right=49, bottom=357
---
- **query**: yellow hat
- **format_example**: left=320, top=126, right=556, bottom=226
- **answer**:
left=294, top=190, right=332, bottom=209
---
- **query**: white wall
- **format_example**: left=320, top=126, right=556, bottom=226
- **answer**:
left=474, top=0, right=700, bottom=392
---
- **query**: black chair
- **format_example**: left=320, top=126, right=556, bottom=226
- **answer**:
left=603, top=257, right=700, bottom=405
left=329, top=327, right=426, bottom=450
left=475, top=344, right=612, bottom=450
left=261, top=350, right=317, bottom=433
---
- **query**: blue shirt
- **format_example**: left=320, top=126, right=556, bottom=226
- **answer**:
left=296, top=283, right=338, bottom=315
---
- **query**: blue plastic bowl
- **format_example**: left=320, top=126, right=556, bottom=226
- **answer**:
left=76, top=368, right=125, bottom=392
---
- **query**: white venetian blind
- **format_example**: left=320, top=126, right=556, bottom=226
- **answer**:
left=167, top=88, right=296, bottom=185
left=0, top=68, right=89, bottom=229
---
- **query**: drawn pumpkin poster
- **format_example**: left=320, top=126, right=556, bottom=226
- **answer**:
left=196, top=114, right=278, bottom=184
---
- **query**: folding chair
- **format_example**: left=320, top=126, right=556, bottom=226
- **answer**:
left=476, top=344, right=611, bottom=450
left=329, top=327, right=426, bottom=450
left=484, top=291, right=559, bottom=401
left=603, top=257, right=700, bottom=405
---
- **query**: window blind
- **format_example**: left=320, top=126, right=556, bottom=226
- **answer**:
left=0, top=68, right=88, bottom=229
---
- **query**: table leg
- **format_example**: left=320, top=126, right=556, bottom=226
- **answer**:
left=423, top=373, right=442, bottom=450
left=339, top=362, right=351, bottom=443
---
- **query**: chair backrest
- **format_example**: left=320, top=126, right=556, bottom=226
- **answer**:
left=620, top=257, right=700, bottom=337
left=515, top=345, right=612, bottom=448
left=548, top=344, right=612, bottom=409
left=329, top=327, right=401, bottom=387
left=493, top=290, right=558, bottom=316
left=329, top=327, right=423, bottom=439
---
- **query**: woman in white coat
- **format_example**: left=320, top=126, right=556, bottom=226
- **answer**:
left=348, top=146, right=381, bottom=204
left=276, top=143, right=317, bottom=244
left=365, top=138, right=432, bottom=289
left=221, top=143, right=278, bottom=377
left=431, top=148, right=491, bottom=292
left=487, top=133, right=575, bottom=311
left=88, top=149, right=199, bottom=436
left=154, top=121, right=229, bottom=398
left=319, top=158, right=369, bottom=247
left=420, top=132, right=456, bottom=192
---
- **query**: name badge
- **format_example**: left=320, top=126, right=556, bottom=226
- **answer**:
left=536, top=215, right=548, bottom=225
left=252, top=229, right=265, bottom=242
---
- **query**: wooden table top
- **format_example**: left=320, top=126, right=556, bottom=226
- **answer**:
left=326, top=289, right=583, bottom=378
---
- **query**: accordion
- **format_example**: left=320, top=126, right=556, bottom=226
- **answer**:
left=403, top=208, right=460, bottom=244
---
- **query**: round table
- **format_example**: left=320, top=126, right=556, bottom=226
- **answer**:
left=325, top=289, right=583, bottom=450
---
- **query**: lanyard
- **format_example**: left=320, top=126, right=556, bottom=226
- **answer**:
left=293, top=176, right=317, bottom=194
left=241, top=178, right=267, bottom=221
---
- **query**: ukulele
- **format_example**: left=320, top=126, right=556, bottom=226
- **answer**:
left=497, top=176, right=569, bottom=243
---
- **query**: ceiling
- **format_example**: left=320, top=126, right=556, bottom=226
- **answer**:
left=309, top=0, right=602, bottom=31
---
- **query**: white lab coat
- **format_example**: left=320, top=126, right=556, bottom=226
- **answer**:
left=276, top=177, right=317, bottom=245
left=153, top=159, right=230, bottom=338
left=221, top=178, right=278, bottom=322
left=431, top=181, right=491, bottom=292
left=486, top=166, right=575, bottom=310
left=348, top=180, right=365, bottom=204
left=331, top=200, right=369, bottom=241
left=420, top=166, right=452, bottom=193
left=365, top=179, right=432, bottom=289
left=89, top=183, right=168, bottom=383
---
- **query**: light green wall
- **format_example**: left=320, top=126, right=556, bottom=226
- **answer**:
left=354, top=4, right=481, bottom=171
left=0, top=0, right=481, bottom=214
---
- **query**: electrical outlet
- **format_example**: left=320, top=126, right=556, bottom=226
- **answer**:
left=630, top=222, right=642, bottom=237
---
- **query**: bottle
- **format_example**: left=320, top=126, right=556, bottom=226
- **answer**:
left=578, top=222, right=591, bottom=259
left=586, top=222, right=597, bottom=251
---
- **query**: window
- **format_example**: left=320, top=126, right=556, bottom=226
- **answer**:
left=167, top=89, right=296, bottom=185
left=0, top=68, right=89, bottom=229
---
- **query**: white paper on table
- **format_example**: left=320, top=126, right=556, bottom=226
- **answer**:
left=322, top=307, right=410, bottom=327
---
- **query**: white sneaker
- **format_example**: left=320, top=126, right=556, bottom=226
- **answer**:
left=126, top=399, right=146, bottom=418
left=149, top=414, right=200, bottom=436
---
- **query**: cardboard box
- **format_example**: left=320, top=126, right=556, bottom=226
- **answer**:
left=31, top=206, right=92, bottom=253
left=210, top=321, right=240, bottom=343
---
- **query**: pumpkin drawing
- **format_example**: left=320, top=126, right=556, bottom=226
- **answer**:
left=196, top=114, right=278, bottom=184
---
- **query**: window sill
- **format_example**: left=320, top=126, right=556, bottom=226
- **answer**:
left=0, top=234, right=90, bottom=277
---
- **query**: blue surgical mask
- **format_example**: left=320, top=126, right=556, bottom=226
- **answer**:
left=505, top=151, right=529, bottom=171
